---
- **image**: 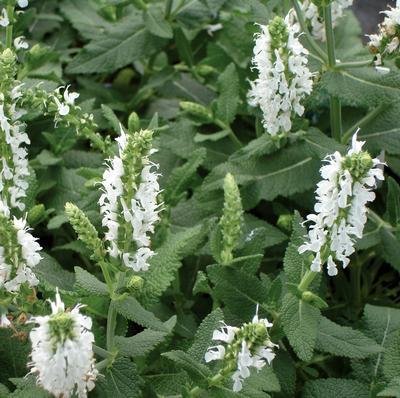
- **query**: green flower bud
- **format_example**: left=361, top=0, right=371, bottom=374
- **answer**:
left=268, top=16, right=289, bottom=50
left=220, top=173, right=243, bottom=265
left=343, top=151, right=373, bottom=180
left=65, top=202, right=104, bottom=262
left=128, top=112, right=140, bottom=133
left=301, top=291, right=328, bottom=309
left=180, top=101, right=213, bottom=122
left=126, top=275, right=144, bottom=292
left=195, top=64, right=215, bottom=76
left=48, top=312, right=76, bottom=349
left=2, top=48, right=16, bottom=65
left=27, top=204, right=46, bottom=227
left=277, top=214, right=293, bottom=232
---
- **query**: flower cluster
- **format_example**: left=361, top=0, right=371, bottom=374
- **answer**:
left=248, top=13, right=313, bottom=136
left=0, top=49, right=30, bottom=212
left=0, top=204, right=41, bottom=292
left=300, top=0, right=353, bottom=42
left=205, top=308, right=277, bottom=392
left=29, top=290, right=97, bottom=398
left=99, top=127, right=162, bottom=272
left=299, top=133, right=384, bottom=276
left=368, top=3, right=400, bottom=66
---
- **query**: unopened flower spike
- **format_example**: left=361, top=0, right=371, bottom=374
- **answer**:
left=300, top=0, right=353, bottom=42
left=367, top=2, right=400, bottom=66
left=248, top=12, right=313, bottom=136
left=99, top=126, right=162, bottom=272
left=29, top=289, right=97, bottom=398
left=299, top=131, right=384, bottom=276
left=0, top=204, right=41, bottom=292
left=205, top=306, right=277, bottom=392
left=219, top=173, right=243, bottom=265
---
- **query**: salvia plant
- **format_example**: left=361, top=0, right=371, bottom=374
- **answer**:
left=0, top=0, right=400, bottom=397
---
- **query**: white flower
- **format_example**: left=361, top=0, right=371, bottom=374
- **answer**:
left=0, top=8, right=9, bottom=27
left=53, top=86, right=79, bottom=117
left=301, top=0, right=354, bottom=42
left=248, top=13, right=313, bottom=136
left=299, top=132, right=384, bottom=275
left=99, top=127, right=161, bottom=272
left=14, top=36, right=29, bottom=50
left=17, top=0, right=29, bottom=7
left=0, top=313, right=10, bottom=328
left=205, top=307, right=277, bottom=392
left=29, top=290, right=97, bottom=398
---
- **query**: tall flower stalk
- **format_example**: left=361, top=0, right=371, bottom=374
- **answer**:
left=99, top=126, right=162, bottom=272
left=248, top=12, right=314, bottom=136
left=299, top=133, right=384, bottom=277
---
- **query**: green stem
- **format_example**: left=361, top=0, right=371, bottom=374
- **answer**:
left=291, top=0, right=327, bottom=62
left=93, top=344, right=112, bottom=359
left=368, top=210, right=392, bottom=230
left=341, top=104, right=386, bottom=144
left=5, top=5, right=14, bottom=49
left=215, top=119, right=242, bottom=148
left=131, top=0, right=147, bottom=10
left=335, top=59, right=372, bottom=69
left=96, top=359, right=110, bottom=372
left=324, top=4, right=342, bottom=142
left=165, top=0, right=173, bottom=19
left=99, top=260, right=114, bottom=294
left=298, top=269, right=318, bottom=292
left=189, top=386, right=203, bottom=397
left=106, top=272, right=126, bottom=351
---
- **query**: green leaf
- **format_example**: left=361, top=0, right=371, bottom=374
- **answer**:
left=67, top=14, right=166, bottom=74
left=281, top=293, right=321, bottom=361
left=9, top=376, right=51, bottom=398
left=174, top=27, right=193, bottom=67
left=96, top=357, right=143, bottom=398
left=203, top=142, right=320, bottom=203
left=101, top=104, right=122, bottom=132
left=316, top=316, right=382, bottom=359
left=380, top=227, right=400, bottom=273
left=215, top=63, right=239, bottom=125
left=74, top=266, right=108, bottom=296
left=188, top=308, right=224, bottom=362
left=283, top=212, right=308, bottom=284
left=138, top=224, right=208, bottom=306
left=320, top=68, right=400, bottom=108
left=383, top=332, right=400, bottom=381
left=378, top=378, right=400, bottom=397
left=35, top=253, right=75, bottom=292
left=144, top=5, right=173, bottom=39
left=303, top=378, right=369, bottom=398
left=162, top=350, right=211, bottom=383
left=386, top=177, right=400, bottom=225
left=112, top=296, right=168, bottom=332
left=208, top=265, right=268, bottom=323
left=114, top=329, right=168, bottom=357
left=164, top=148, right=206, bottom=206
left=60, top=0, right=112, bottom=40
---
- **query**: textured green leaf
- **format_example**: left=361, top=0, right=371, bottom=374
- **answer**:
left=96, top=357, right=143, bottom=398
left=383, top=332, right=400, bottom=381
left=316, top=316, right=382, bottom=359
left=380, top=228, right=400, bottom=273
left=162, top=350, right=211, bottom=383
left=321, top=68, right=400, bottom=108
left=35, top=253, right=75, bottom=291
left=378, top=378, right=400, bottom=397
left=67, top=14, right=165, bottom=74
left=138, top=224, right=208, bottom=306
left=215, top=63, right=239, bottom=125
left=386, top=177, right=400, bottom=225
left=60, top=0, right=112, bottom=40
left=101, top=104, right=122, bottom=132
left=203, top=142, right=320, bottom=203
left=188, top=308, right=224, bottom=362
left=281, top=293, right=321, bottom=361
left=74, top=266, right=108, bottom=296
left=115, top=329, right=168, bottom=357
left=144, top=5, right=173, bottom=39
left=303, top=378, right=369, bottom=398
left=113, top=297, right=168, bottom=332
left=9, top=376, right=51, bottom=398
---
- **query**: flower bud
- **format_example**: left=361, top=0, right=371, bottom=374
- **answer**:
left=128, top=111, right=140, bottom=133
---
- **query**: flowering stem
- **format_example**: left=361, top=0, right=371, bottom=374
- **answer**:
left=323, top=4, right=342, bottom=142
left=106, top=272, right=126, bottom=351
left=5, top=5, right=14, bottom=49
left=215, top=119, right=243, bottom=148
left=298, top=269, right=317, bottom=292
left=291, top=0, right=328, bottom=63
left=341, top=104, right=386, bottom=145
left=93, top=344, right=112, bottom=359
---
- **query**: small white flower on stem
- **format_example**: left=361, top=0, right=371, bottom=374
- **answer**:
left=0, top=8, right=9, bottom=27
left=14, top=36, right=29, bottom=50
left=17, top=0, right=29, bottom=8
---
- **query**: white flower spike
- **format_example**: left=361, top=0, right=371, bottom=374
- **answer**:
left=29, top=290, right=97, bottom=398
left=205, top=307, right=277, bottom=392
left=248, top=12, right=313, bottom=136
left=299, top=132, right=384, bottom=276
